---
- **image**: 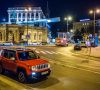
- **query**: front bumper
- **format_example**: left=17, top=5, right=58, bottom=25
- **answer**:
left=28, top=69, right=51, bottom=79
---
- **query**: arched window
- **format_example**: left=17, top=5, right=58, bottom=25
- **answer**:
left=0, top=32, right=2, bottom=41
left=39, top=32, right=42, bottom=40
left=34, top=33, right=37, bottom=40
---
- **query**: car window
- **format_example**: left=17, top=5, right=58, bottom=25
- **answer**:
left=3, top=50, right=9, bottom=58
left=0, top=50, right=3, bottom=56
left=8, top=50, right=16, bottom=60
left=18, top=51, right=38, bottom=61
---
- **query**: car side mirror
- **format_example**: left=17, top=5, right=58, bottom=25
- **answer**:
left=10, top=57, right=15, bottom=61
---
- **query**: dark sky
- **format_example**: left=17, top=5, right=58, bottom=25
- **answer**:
left=0, top=0, right=100, bottom=21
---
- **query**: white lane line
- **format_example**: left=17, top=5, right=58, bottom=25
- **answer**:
left=42, top=56, right=100, bottom=75
left=40, top=51, right=47, bottom=54
left=50, top=51, right=58, bottom=54
left=45, top=51, right=53, bottom=54
left=57, top=52, right=67, bottom=55
left=35, top=50, right=40, bottom=53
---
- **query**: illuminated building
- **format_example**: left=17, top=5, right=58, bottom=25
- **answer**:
left=0, top=7, right=60, bottom=44
left=73, top=19, right=100, bottom=34
left=7, top=7, right=47, bottom=27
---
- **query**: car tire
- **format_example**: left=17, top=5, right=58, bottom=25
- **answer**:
left=0, top=64, right=5, bottom=74
left=18, top=71, right=27, bottom=83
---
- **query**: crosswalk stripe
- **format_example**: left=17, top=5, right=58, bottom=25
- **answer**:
left=35, top=50, right=59, bottom=55
left=35, top=50, right=40, bottom=53
left=45, top=51, right=53, bottom=54
left=50, top=51, right=58, bottom=54
left=40, top=51, right=47, bottom=54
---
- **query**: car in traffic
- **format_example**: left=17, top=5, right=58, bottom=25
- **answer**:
left=0, top=47, right=51, bottom=83
left=74, top=43, right=82, bottom=50
left=55, top=38, right=68, bottom=46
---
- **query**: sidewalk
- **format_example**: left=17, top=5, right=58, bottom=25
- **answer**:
left=69, top=46, right=100, bottom=73
left=72, top=46, right=100, bottom=58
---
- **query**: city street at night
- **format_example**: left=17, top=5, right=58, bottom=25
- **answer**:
left=1, top=0, right=100, bottom=90
left=0, top=45, right=100, bottom=90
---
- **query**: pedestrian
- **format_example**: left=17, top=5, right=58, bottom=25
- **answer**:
left=94, top=33, right=99, bottom=47
left=85, top=37, right=91, bottom=52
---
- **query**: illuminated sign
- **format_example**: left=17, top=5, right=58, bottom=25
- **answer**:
left=80, top=19, right=90, bottom=22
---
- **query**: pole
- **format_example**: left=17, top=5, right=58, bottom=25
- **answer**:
left=93, top=10, right=96, bottom=36
left=27, top=11, right=28, bottom=45
left=67, top=19, right=68, bottom=32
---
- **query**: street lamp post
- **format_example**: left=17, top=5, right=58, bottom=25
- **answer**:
left=64, top=16, right=72, bottom=32
left=25, top=7, right=31, bottom=45
left=89, top=9, right=100, bottom=35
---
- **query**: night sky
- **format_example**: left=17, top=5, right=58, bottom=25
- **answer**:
left=0, top=0, right=100, bottom=21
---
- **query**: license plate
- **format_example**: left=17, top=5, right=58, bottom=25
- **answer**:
left=41, top=71, right=48, bottom=75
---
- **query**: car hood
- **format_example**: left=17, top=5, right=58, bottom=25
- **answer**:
left=20, top=59, right=48, bottom=66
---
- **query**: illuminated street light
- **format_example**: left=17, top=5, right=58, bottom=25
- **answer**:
left=89, top=9, right=100, bottom=35
left=89, top=10, right=94, bottom=14
left=25, top=7, right=32, bottom=45
left=96, top=9, right=100, bottom=13
left=64, top=16, right=72, bottom=32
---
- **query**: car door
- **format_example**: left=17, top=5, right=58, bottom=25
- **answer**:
left=2, top=50, right=10, bottom=70
left=7, top=50, right=17, bottom=72
left=2, top=50, right=17, bottom=72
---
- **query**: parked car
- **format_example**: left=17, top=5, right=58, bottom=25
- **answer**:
left=0, top=48, right=51, bottom=83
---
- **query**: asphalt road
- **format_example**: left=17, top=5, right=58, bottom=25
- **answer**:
left=0, top=46, right=100, bottom=90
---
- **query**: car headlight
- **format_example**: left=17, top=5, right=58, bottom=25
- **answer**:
left=48, top=64, right=50, bottom=68
left=31, top=66, right=37, bottom=71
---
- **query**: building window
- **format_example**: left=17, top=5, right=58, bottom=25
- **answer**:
left=38, top=32, right=42, bottom=40
left=34, top=33, right=37, bottom=40
left=0, top=33, right=2, bottom=41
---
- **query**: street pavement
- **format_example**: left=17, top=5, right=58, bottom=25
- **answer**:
left=31, top=45, right=100, bottom=74
left=0, top=45, right=100, bottom=90
left=73, top=46, right=100, bottom=58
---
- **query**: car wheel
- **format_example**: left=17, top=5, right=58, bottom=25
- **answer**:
left=0, top=65, right=5, bottom=74
left=18, top=71, right=27, bottom=83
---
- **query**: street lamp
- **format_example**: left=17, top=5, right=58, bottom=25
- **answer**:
left=89, top=9, right=100, bottom=35
left=25, top=7, right=31, bottom=45
left=64, top=16, right=72, bottom=32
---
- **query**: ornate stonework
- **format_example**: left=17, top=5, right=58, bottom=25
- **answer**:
left=0, top=24, right=47, bottom=44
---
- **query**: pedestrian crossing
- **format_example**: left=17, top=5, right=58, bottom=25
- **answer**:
left=35, top=50, right=59, bottom=55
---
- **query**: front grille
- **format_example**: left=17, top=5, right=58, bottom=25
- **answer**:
left=36, top=64, right=48, bottom=70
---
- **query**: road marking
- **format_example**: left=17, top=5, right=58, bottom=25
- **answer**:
left=57, top=52, right=69, bottom=56
left=41, top=56, right=100, bottom=75
left=40, top=51, right=47, bottom=54
left=50, top=51, right=58, bottom=54
left=35, top=50, right=40, bottom=53
left=45, top=51, right=53, bottom=54
left=0, top=75, right=25, bottom=90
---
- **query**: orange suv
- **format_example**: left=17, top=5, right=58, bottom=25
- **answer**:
left=0, top=48, right=51, bottom=83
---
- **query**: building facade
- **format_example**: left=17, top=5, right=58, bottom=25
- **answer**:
left=7, top=7, right=47, bottom=27
left=0, top=24, right=47, bottom=44
left=73, top=19, right=100, bottom=34
left=0, top=7, right=60, bottom=44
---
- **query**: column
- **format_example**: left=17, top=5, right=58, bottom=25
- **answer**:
left=34, top=12, right=36, bottom=20
left=8, top=13, right=11, bottom=23
left=21, top=13, right=23, bottom=21
left=16, top=13, right=19, bottom=22
left=38, top=13, right=41, bottom=20
left=25, top=13, right=28, bottom=22
left=29, top=13, right=32, bottom=21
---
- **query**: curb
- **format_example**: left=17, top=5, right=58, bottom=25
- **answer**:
left=70, top=49, right=100, bottom=61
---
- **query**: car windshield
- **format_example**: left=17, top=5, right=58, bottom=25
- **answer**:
left=18, top=51, right=38, bottom=61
